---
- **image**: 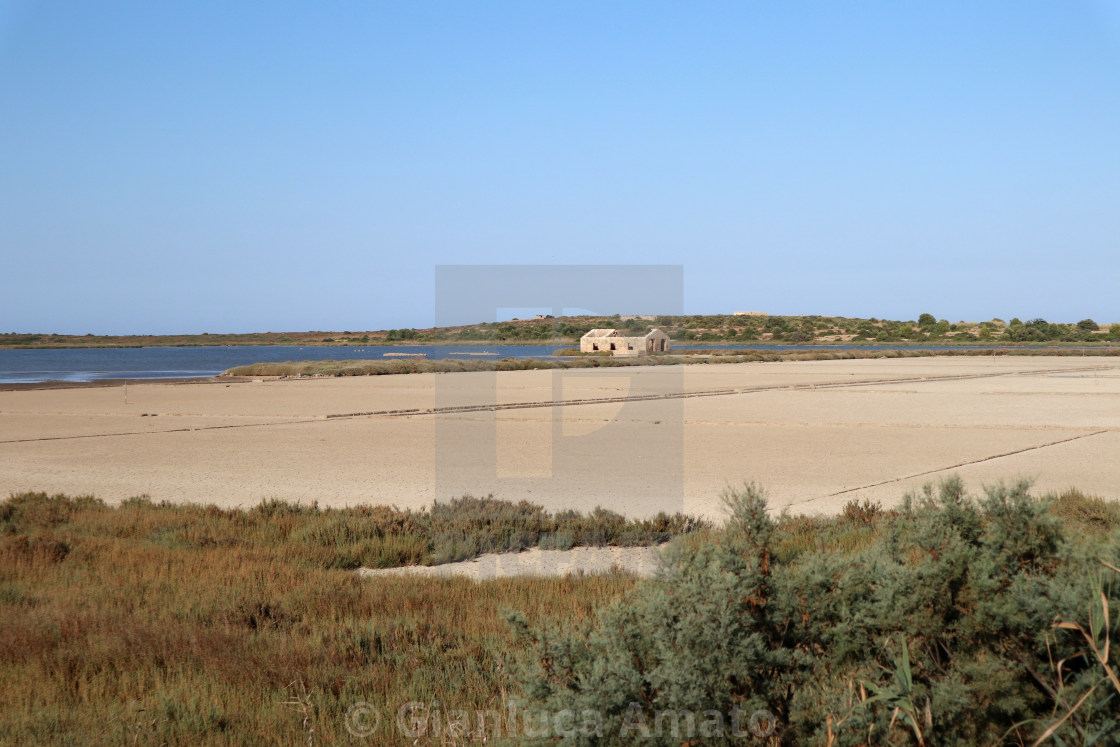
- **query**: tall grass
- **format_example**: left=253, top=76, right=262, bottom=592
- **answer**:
left=0, top=492, right=647, bottom=744
left=0, top=492, right=703, bottom=572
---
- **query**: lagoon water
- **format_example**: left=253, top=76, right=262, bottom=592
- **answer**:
left=0, top=345, right=552, bottom=384
left=0, top=343, right=999, bottom=384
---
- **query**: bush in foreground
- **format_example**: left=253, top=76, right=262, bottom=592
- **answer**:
left=509, top=480, right=1120, bottom=745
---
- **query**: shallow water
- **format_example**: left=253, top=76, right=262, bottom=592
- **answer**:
left=0, top=342, right=1061, bottom=383
left=0, top=345, right=568, bottom=383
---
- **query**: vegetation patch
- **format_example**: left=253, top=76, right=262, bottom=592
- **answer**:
left=0, top=499, right=636, bottom=743
left=3, top=483, right=1118, bottom=743
left=0, top=492, right=703, bottom=744
left=224, top=346, right=1120, bottom=379
left=510, top=480, right=1120, bottom=745
left=0, top=492, right=703, bottom=571
left=9, top=312, right=1120, bottom=349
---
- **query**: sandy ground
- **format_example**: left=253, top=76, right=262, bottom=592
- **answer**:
left=360, top=544, right=667, bottom=580
left=1, top=356, right=1118, bottom=520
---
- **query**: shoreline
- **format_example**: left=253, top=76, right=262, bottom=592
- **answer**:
left=220, top=346, right=1120, bottom=379
left=5, top=346, right=1120, bottom=389
left=0, top=376, right=257, bottom=393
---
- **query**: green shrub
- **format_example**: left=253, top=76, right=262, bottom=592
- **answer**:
left=1048, top=488, right=1120, bottom=535
left=841, top=497, right=882, bottom=527
left=509, top=479, right=1120, bottom=745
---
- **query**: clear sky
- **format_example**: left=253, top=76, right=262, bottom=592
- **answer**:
left=2, top=1, right=1118, bottom=334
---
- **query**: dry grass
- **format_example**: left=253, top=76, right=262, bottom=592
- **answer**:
left=0, top=493, right=703, bottom=572
left=0, top=493, right=641, bottom=744
left=1047, top=487, right=1120, bottom=535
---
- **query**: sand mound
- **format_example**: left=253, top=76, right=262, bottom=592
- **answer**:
left=358, top=544, right=666, bottom=580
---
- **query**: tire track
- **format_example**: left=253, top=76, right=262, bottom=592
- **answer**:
left=327, top=364, right=1116, bottom=419
left=785, top=428, right=1113, bottom=510
left=2, top=363, right=1114, bottom=444
left=0, top=417, right=324, bottom=444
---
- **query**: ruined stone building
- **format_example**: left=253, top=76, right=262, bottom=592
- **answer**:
left=579, top=328, right=670, bottom=357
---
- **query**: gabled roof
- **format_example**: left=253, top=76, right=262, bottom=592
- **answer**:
left=582, top=329, right=621, bottom=338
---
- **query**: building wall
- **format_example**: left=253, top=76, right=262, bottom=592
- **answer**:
left=611, top=336, right=649, bottom=357
left=580, top=331, right=621, bottom=353
left=646, top=330, right=670, bottom=353
left=582, top=334, right=634, bottom=354
left=581, top=329, right=670, bottom=356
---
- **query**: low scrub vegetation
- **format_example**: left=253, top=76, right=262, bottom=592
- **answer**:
left=0, top=492, right=701, bottom=572
left=224, top=346, right=1120, bottom=379
left=3, top=483, right=1117, bottom=743
left=0, top=492, right=700, bottom=744
left=511, top=480, right=1120, bottom=745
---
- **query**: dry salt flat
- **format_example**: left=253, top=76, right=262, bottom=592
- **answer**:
left=1, top=356, right=1118, bottom=521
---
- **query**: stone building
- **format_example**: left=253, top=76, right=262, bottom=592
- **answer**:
left=579, top=328, right=670, bottom=357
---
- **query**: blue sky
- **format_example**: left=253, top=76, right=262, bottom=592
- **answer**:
left=2, top=1, right=1118, bottom=333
